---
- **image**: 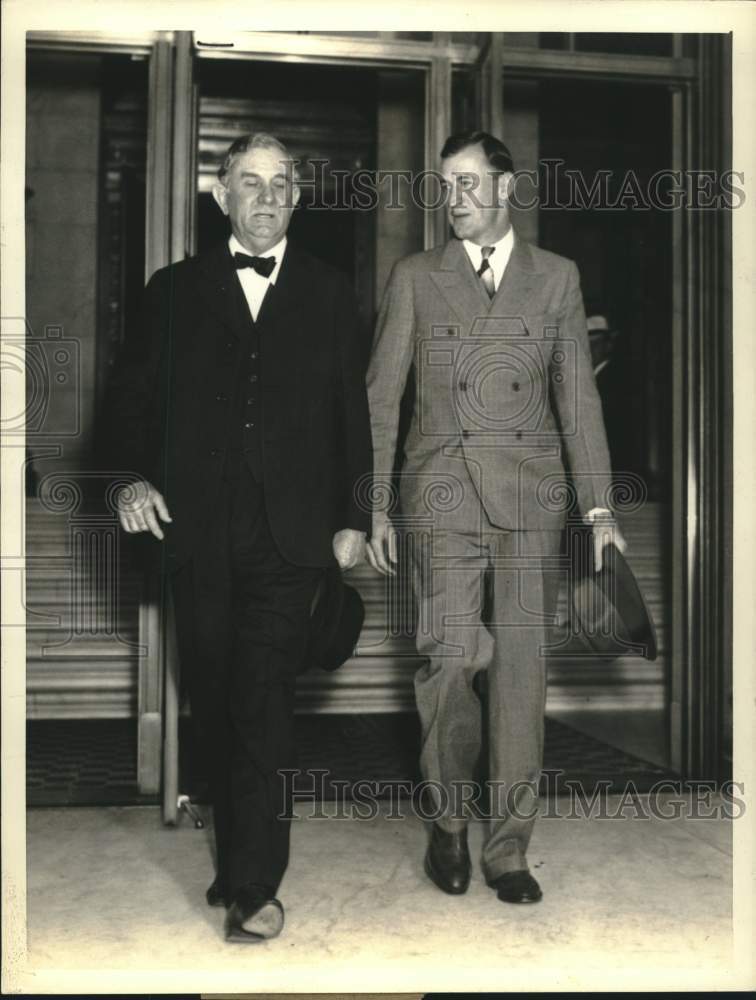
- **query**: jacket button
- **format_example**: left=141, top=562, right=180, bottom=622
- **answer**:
left=245, top=422, right=254, bottom=429
left=512, top=381, right=520, bottom=391
left=250, top=352, right=258, bottom=360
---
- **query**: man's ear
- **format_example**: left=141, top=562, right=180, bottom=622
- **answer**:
left=211, top=182, right=229, bottom=215
left=497, top=171, right=514, bottom=205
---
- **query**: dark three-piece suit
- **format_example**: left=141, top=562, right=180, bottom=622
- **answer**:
left=104, top=240, right=372, bottom=897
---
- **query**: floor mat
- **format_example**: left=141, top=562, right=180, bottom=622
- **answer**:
left=26, top=714, right=679, bottom=807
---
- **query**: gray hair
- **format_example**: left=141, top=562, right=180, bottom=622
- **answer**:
left=217, top=132, right=298, bottom=183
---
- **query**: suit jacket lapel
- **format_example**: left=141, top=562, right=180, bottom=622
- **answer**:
left=198, top=241, right=251, bottom=339
left=489, top=235, right=539, bottom=317
left=430, top=239, right=491, bottom=329
left=256, top=242, right=308, bottom=329
left=197, top=239, right=312, bottom=338
left=430, top=235, right=540, bottom=329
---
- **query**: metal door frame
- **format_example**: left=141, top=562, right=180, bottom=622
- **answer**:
left=27, top=29, right=731, bottom=800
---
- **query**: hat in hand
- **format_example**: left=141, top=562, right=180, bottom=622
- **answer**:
left=305, top=565, right=365, bottom=672
left=567, top=539, right=657, bottom=661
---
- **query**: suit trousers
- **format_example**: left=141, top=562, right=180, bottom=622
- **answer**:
left=170, top=466, right=321, bottom=897
left=410, top=523, right=562, bottom=881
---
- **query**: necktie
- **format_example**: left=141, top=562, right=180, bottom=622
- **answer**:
left=477, top=246, right=496, bottom=299
left=234, top=252, right=276, bottom=278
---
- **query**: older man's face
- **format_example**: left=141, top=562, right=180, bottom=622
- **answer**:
left=213, top=145, right=300, bottom=254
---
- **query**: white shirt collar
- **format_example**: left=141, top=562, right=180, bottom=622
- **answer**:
left=228, top=233, right=287, bottom=284
left=462, top=227, right=515, bottom=288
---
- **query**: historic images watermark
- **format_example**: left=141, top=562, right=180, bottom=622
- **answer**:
left=287, top=158, right=746, bottom=213
left=279, top=770, right=746, bottom=822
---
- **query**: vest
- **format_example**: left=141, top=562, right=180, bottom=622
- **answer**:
left=223, top=285, right=273, bottom=483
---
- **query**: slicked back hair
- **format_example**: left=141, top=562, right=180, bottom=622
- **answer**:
left=440, top=130, right=515, bottom=175
left=217, top=132, right=299, bottom=183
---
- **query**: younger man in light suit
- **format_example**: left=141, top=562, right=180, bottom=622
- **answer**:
left=366, top=130, right=625, bottom=904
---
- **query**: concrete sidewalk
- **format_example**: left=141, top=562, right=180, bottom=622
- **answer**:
left=15, top=795, right=738, bottom=992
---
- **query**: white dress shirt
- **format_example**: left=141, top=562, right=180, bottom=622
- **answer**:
left=229, top=233, right=287, bottom=322
left=462, top=226, right=515, bottom=293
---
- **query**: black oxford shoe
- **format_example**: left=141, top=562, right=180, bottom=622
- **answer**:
left=424, top=823, right=471, bottom=895
left=491, top=869, right=542, bottom=904
left=206, top=876, right=228, bottom=908
left=225, top=885, right=285, bottom=943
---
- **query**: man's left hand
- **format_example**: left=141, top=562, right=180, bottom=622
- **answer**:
left=588, top=511, right=627, bottom=573
left=333, top=529, right=367, bottom=571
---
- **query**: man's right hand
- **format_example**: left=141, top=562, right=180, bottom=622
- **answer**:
left=115, top=480, right=173, bottom=540
left=366, top=513, right=397, bottom=577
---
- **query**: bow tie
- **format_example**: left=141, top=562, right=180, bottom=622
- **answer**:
left=233, top=252, right=276, bottom=278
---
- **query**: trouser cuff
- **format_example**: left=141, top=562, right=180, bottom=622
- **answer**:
left=482, top=846, right=528, bottom=882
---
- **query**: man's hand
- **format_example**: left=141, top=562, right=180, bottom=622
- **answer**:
left=332, top=529, right=367, bottom=571
left=588, top=511, right=627, bottom=573
left=115, top=480, right=172, bottom=540
left=366, top=513, right=397, bottom=577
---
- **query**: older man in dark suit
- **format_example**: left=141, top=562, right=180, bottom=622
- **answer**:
left=366, top=130, right=625, bottom=905
left=104, top=133, right=372, bottom=941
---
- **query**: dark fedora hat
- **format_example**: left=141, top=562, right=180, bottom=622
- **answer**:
left=563, top=538, right=657, bottom=661
left=305, top=564, right=365, bottom=672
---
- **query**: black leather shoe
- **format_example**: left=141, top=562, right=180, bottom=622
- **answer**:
left=491, top=870, right=542, bottom=904
left=424, top=823, right=471, bottom=895
left=206, top=876, right=229, bottom=908
left=225, top=885, right=284, bottom=943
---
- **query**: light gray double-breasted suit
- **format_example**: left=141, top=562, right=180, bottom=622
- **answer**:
left=366, top=233, right=612, bottom=880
